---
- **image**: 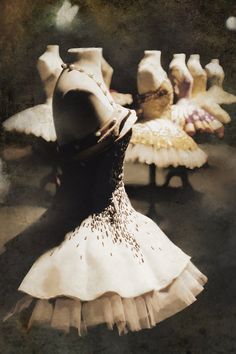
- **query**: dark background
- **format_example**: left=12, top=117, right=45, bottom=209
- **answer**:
left=0, top=1, right=236, bottom=353
left=0, top=0, right=235, bottom=129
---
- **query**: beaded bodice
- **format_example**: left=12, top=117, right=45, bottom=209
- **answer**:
left=59, top=130, right=132, bottom=215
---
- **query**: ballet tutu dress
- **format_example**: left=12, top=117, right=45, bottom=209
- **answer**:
left=6, top=129, right=207, bottom=335
left=3, top=98, right=56, bottom=142
left=126, top=80, right=208, bottom=169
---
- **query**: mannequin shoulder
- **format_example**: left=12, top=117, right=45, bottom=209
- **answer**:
left=37, top=54, right=62, bottom=79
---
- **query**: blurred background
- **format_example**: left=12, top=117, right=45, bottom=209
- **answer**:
left=0, top=1, right=235, bottom=353
left=0, top=0, right=235, bottom=139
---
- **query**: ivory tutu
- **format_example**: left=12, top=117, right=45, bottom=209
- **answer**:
left=5, top=132, right=207, bottom=335
left=126, top=119, right=207, bottom=169
left=171, top=99, right=224, bottom=137
left=3, top=99, right=56, bottom=142
left=193, top=94, right=232, bottom=124
left=8, top=261, right=206, bottom=335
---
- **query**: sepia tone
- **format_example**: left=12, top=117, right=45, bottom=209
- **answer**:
left=0, top=1, right=235, bottom=353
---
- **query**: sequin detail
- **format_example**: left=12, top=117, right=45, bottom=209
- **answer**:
left=90, top=181, right=143, bottom=262
left=130, top=119, right=198, bottom=151
left=65, top=131, right=144, bottom=263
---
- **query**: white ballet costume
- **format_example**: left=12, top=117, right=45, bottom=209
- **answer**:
left=126, top=79, right=207, bottom=169
left=3, top=50, right=63, bottom=142
left=169, top=55, right=223, bottom=136
left=6, top=130, right=207, bottom=335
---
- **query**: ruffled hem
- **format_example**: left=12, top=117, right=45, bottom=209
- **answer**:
left=194, top=96, right=231, bottom=124
left=171, top=101, right=224, bottom=137
left=3, top=102, right=56, bottom=142
left=205, top=86, right=236, bottom=106
left=125, top=144, right=207, bottom=169
left=4, top=262, right=207, bottom=335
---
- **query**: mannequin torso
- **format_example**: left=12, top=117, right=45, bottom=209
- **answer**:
left=205, top=59, right=224, bottom=88
left=137, top=51, right=173, bottom=120
left=187, top=54, right=207, bottom=97
left=53, top=48, right=135, bottom=148
left=53, top=48, right=116, bottom=145
left=37, top=45, right=63, bottom=99
left=169, top=53, right=193, bottom=99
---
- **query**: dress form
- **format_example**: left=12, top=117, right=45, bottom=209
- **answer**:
left=205, top=59, right=224, bottom=88
left=126, top=50, right=207, bottom=184
left=5, top=45, right=208, bottom=335
left=53, top=48, right=115, bottom=146
left=53, top=48, right=135, bottom=148
left=37, top=45, right=63, bottom=100
left=187, top=54, right=207, bottom=97
left=193, top=59, right=232, bottom=124
left=169, top=53, right=193, bottom=99
left=205, top=59, right=236, bottom=105
left=3, top=45, right=63, bottom=142
left=169, top=53, right=223, bottom=136
left=138, top=50, right=167, bottom=93
left=137, top=50, right=173, bottom=120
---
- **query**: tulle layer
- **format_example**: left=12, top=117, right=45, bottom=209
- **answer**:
left=3, top=100, right=56, bottom=142
left=194, top=95, right=232, bottom=124
left=126, top=144, right=207, bottom=169
left=171, top=100, right=224, bottom=137
left=205, top=86, right=236, bottom=105
left=130, top=119, right=198, bottom=150
left=5, top=262, right=207, bottom=335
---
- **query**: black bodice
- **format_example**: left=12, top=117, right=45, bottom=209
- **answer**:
left=57, top=130, right=132, bottom=217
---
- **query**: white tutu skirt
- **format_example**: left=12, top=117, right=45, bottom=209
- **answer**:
left=9, top=261, right=206, bottom=335
left=193, top=94, right=232, bottom=124
left=171, top=99, right=224, bottom=137
left=7, top=198, right=207, bottom=335
left=204, top=86, right=236, bottom=106
left=3, top=99, right=56, bottom=142
left=125, top=119, right=207, bottom=169
left=110, top=90, right=133, bottom=106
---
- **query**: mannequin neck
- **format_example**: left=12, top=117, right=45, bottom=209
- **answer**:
left=190, top=54, right=200, bottom=62
left=143, top=50, right=161, bottom=64
left=46, top=45, right=60, bottom=55
left=173, top=53, right=186, bottom=61
left=211, top=59, right=220, bottom=64
left=67, top=48, right=104, bottom=81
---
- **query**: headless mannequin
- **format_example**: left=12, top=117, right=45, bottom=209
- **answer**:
left=205, top=59, right=224, bottom=88
left=187, top=54, right=207, bottom=97
left=137, top=51, right=189, bottom=188
left=205, top=59, right=236, bottom=105
left=53, top=48, right=115, bottom=146
left=53, top=47, right=135, bottom=147
left=137, top=50, right=173, bottom=120
left=169, top=53, right=193, bottom=99
left=188, top=58, right=233, bottom=123
left=37, top=45, right=63, bottom=99
left=137, top=50, right=167, bottom=94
